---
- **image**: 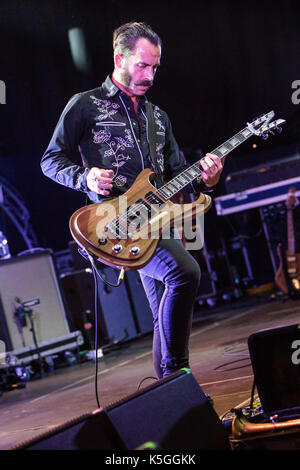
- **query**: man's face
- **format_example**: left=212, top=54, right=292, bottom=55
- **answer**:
left=117, top=38, right=161, bottom=96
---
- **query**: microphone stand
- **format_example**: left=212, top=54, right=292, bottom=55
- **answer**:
left=14, top=298, right=45, bottom=377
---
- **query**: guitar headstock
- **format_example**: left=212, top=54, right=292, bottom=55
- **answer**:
left=247, top=111, right=286, bottom=140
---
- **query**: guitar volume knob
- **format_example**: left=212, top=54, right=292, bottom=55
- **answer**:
left=130, top=246, right=140, bottom=256
left=112, top=244, right=123, bottom=253
left=98, top=236, right=107, bottom=245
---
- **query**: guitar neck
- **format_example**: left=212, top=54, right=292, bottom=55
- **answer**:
left=157, top=126, right=254, bottom=200
left=287, top=208, right=295, bottom=254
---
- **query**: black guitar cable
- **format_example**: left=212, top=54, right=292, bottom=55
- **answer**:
left=84, top=250, right=125, bottom=408
left=79, top=248, right=125, bottom=287
left=89, top=260, right=101, bottom=409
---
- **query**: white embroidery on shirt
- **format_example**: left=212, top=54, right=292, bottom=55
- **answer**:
left=91, top=128, right=134, bottom=187
left=156, top=143, right=165, bottom=173
left=90, top=96, right=120, bottom=121
left=153, top=106, right=166, bottom=134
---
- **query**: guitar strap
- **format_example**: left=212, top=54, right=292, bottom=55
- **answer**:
left=145, top=101, right=165, bottom=186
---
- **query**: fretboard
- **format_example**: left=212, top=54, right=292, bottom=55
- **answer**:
left=157, top=126, right=254, bottom=200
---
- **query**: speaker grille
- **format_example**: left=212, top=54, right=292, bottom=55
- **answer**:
left=0, top=251, right=70, bottom=351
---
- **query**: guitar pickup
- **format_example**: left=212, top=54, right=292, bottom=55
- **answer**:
left=144, top=192, right=166, bottom=208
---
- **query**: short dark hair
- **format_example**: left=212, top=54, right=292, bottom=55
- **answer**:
left=113, top=22, right=161, bottom=57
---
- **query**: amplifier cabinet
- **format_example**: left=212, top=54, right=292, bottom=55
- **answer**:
left=60, top=268, right=105, bottom=349
left=61, top=266, right=139, bottom=347
left=95, top=264, right=138, bottom=344
left=0, top=250, right=71, bottom=352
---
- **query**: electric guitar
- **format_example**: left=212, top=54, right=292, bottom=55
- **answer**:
left=285, top=187, right=300, bottom=292
left=70, top=111, right=285, bottom=270
left=275, top=187, right=300, bottom=295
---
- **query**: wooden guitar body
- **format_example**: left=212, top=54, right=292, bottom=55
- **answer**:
left=286, top=250, right=300, bottom=291
left=70, top=168, right=212, bottom=270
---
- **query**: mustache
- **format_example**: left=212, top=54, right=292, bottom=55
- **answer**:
left=135, top=80, right=153, bottom=87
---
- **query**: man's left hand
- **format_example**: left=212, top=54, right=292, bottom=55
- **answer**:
left=200, top=153, right=224, bottom=188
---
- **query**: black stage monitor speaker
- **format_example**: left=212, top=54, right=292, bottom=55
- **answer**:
left=10, top=370, right=230, bottom=450
left=0, top=250, right=71, bottom=351
left=248, top=323, right=300, bottom=415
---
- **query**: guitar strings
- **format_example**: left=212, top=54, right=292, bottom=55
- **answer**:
left=108, top=161, right=204, bottom=237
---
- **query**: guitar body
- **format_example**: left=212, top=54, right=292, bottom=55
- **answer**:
left=285, top=250, right=300, bottom=291
left=70, top=168, right=212, bottom=270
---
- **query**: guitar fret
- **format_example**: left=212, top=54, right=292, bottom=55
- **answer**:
left=186, top=167, right=200, bottom=178
left=168, top=181, right=179, bottom=190
left=210, top=149, right=223, bottom=159
left=216, top=145, right=230, bottom=157
left=228, top=136, right=240, bottom=147
left=177, top=175, right=189, bottom=185
left=170, top=179, right=182, bottom=191
left=162, top=168, right=199, bottom=197
left=180, top=172, right=193, bottom=183
left=232, top=132, right=246, bottom=144
left=241, top=128, right=252, bottom=138
left=159, top=187, right=173, bottom=198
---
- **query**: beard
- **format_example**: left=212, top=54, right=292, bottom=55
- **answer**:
left=119, top=67, right=132, bottom=88
left=119, top=66, right=152, bottom=95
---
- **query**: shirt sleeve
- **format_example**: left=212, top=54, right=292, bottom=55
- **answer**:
left=40, top=93, right=90, bottom=192
left=163, top=114, right=213, bottom=194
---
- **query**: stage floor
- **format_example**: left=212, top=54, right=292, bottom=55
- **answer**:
left=1, top=293, right=300, bottom=450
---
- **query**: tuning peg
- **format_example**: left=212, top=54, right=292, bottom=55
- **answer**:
left=262, top=133, right=269, bottom=140
left=258, top=128, right=265, bottom=137
left=276, top=125, right=282, bottom=133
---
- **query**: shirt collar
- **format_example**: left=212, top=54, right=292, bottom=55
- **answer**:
left=102, top=75, right=120, bottom=97
left=102, top=75, right=148, bottom=105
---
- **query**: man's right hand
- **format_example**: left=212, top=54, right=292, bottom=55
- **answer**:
left=87, top=167, right=114, bottom=196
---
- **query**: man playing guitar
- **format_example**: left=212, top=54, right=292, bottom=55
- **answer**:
left=41, top=22, right=224, bottom=378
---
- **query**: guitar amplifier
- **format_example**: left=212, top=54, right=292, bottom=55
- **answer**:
left=60, top=269, right=105, bottom=349
left=95, top=264, right=139, bottom=344
left=0, top=250, right=72, bottom=352
left=61, top=267, right=139, bottom=347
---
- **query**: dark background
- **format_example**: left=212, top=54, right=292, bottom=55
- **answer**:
left=0, top=0, right=299, bottom=256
